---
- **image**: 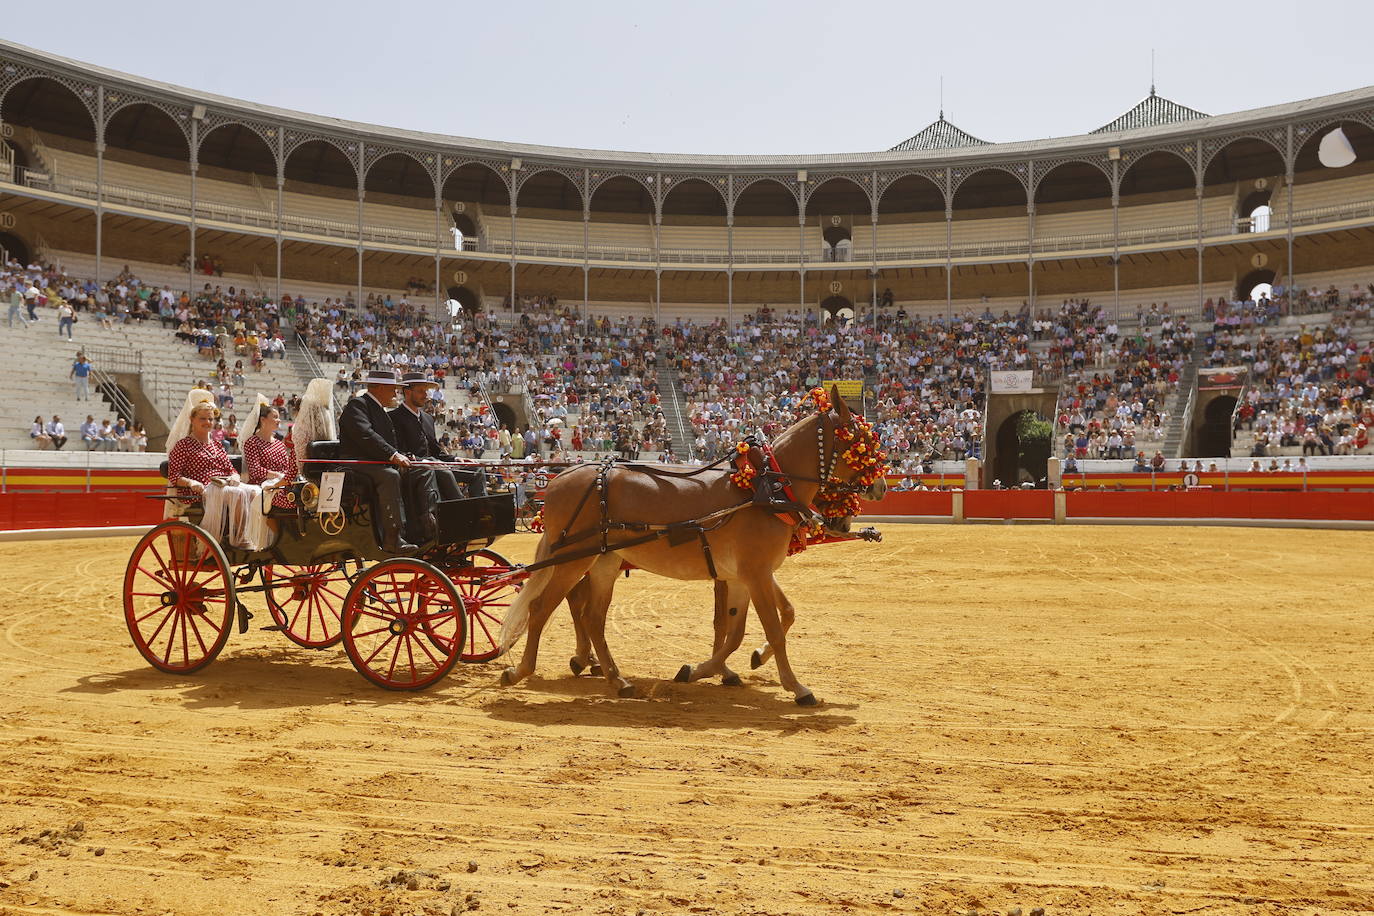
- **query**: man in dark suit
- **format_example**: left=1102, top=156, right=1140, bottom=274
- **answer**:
left=337, top=368, right=423, bottom=553
left=391, top=372, right=488, bottom=501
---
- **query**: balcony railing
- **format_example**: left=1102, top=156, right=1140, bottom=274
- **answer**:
left=8, top=165, right=1374, bottom=266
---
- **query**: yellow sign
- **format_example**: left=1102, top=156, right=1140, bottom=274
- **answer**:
left=825, top=379, right=864, bottom=400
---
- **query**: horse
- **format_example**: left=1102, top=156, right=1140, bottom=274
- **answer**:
left=497, top=386, right=886, bottom=705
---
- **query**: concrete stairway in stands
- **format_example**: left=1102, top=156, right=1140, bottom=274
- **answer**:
left=1162, top=348, right=1205, bottom=458
left=0, top=319, right=131, bottom=451
left=655, top=367, right=694, bottom=459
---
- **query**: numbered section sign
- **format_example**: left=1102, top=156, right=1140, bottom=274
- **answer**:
left=317, top=472, right=345, bottom=514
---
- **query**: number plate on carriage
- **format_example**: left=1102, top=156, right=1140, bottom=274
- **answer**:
left=436, top=494, right=516, bottom=543
left=318, top=472, right=345, bottom=514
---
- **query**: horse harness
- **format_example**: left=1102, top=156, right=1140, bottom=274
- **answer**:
left=522, top=409, right=851, bottom=581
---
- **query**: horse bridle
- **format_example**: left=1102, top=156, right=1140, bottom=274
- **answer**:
left=783, top=407, right=872, bottom=497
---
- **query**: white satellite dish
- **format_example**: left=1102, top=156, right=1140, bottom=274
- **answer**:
left=1318, top=127, right=1357, bottom=169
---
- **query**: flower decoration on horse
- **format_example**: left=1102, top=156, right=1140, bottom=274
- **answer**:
left=810, top=388, right=889, bottom=520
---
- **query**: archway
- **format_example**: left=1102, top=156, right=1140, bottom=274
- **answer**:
left=0, top=231, right=31, bottom=266
left=994, top=409, right=1051, bottom=488
left=445, top=285, right=480, bottom=313
left=1236, top=268, right=1275, bottom=303
left=453, top=210, right=478, bottom=238
left=588, top=175, right=654, bottom=257
left=490, top=401, right=517, bottom=432
left=1197, top=395, right=1237, bottom=458
left=659, top=176, right=727, bottom=273
left=820, top=294, right=854, bottom=325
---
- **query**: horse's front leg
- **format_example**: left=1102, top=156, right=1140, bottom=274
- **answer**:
left=749, top=577, right=793, bottom=671
left=674, top=579, right=749, bottom=686
left=744, top=572, right=815, bottom=706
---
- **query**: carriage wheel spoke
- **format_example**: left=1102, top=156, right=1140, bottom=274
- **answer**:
left=363, top=632, right=399, bottom=666
left=185, top=607, right=211, bottom=657
left=148, top=538, right=183, bottom=588
left=144, top=603, right=177, bottom=647
left=385, top=635, right=403, bottom=680
left=413, top=630, right=443, bottom=667
left=403, top=636, right=419, bottom=683
left=472, top=611, right=498, bottom=646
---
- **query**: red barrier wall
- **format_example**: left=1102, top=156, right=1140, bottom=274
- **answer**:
left=964, top=489, right=1054, bottom=520
left=869, top=491, right=953, bottom=516
left=0, top=492, right=165, bottom=530
left=1065, top=490, right=1374, bottom=521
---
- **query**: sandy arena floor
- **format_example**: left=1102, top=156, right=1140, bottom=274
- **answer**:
left=0, top=525, right=1371, bottom=916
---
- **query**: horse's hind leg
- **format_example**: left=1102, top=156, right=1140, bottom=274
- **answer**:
left=500, top=557, right=596, bottom=688
left=566, top=577, right=602, bottom=676
left=579, top=555, right=635, bottom=697
left=749, top=576, right=792, bottom=670
left=675, top=579, right=750, bottom=685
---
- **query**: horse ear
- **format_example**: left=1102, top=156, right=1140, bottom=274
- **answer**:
left=832, top=384, right=850, bottom=421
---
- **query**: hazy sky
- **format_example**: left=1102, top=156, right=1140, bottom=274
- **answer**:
left=8, top=0, right=1373, bottom=155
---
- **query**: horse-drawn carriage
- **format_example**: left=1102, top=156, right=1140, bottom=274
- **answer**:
left=124, top=385, right=888, bottom=703
left=123, top=439, right=520, bottom=690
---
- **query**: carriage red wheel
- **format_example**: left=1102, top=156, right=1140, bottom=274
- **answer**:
left=440, top=549, right=520, bottom=663
left=124, top=520, right=236, bottom=674
left=341, top=559, right=465, bottom=690
left=262, top=559, right=358, bottom=649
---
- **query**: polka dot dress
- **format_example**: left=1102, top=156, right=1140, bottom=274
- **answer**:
left=242, top=435, right=298, bottom=508
left=167, top=437, right=235, bottom=499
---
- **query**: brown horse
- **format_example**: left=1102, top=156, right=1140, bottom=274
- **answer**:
left=498, top=387, right=885, bottom=705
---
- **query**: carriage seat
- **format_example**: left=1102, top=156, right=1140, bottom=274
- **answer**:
left=301, top=439, right=377, bottom=503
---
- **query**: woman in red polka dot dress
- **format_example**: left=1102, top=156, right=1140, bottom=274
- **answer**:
left=242, top=404, right=298, bottom=509
left=167, top=395, right=270, bottom=548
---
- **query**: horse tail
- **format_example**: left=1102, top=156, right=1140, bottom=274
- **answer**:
left=497, top=565, right=551, bottom=656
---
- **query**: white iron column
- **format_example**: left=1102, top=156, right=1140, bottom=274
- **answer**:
left=582, top=173, right=590, bottom=320
left=1111, top=158, right=1120, bottom=321
left=1195, top=144, right=1204, bottom=316
left=434, top=186, right=443, bottom=313
left=275, top=130, right=284, bottom=303
left=356, top=144, right=365, bottom=308
left=944, top=168, right=953, bottom=311
left=870, top=170, right=879, bottom=327
left=726, top=175, right=734, bottom=325
left=94, top=91, right=104, bottom=286
left=1026, top=160, right=1036, bottom=309
left=187, top=117, right=197, bottom=296
left=1285, top=124, right=1295, bottom=314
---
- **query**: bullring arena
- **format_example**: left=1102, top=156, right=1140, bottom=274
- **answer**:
left=2, top=526, right=1371, bottom=916
left=3, top=26, right=1374, bottom=916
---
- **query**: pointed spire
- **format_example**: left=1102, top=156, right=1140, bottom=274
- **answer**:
left=1092, top=89, right=1208, bottom=134
left=890, top=114, right=990, bottom=152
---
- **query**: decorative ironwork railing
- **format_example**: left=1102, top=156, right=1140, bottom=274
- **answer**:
left=7, top=164, right=1374, bottom=265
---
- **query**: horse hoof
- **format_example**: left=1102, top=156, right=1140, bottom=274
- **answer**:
left=589, top=664, right=603, bottom=677
left=569, top=657, right=585, bottom=675
left=794, top=692, right=818, bottom=707
left=674, top=664, right=692, bottom=683
left=722, top=674, right=743, bottom=687
left=499, top=667, right=518, bottom=687
left=617, top=684, right=636, bottom=699
left=750, top=649, right=764, bottom=670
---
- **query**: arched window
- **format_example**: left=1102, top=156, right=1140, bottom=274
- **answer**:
left=1248, top=204, right=1271, bottom=233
